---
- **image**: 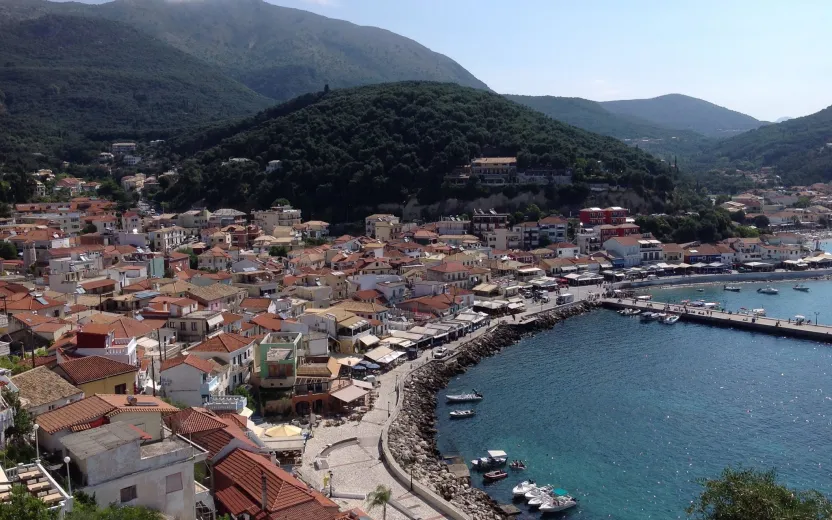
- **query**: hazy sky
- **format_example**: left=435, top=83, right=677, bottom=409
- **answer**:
left=268, top=0, right=832, bottom=121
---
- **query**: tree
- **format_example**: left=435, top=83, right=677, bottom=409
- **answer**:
left=525, top=203, right=542, bottom=221
left=272, top=198, right=291, bottom=207
left=0, top=242, right=16, bottom=260
left=753, top=215, right=770, bottom=229
left=537, top=234, right=551, bottom=248
left=819, top=215, right=829, bottom=229
left=0, top=485, right=54, bottom=520
left=269, top=246, right=288, bottom=257
left=687, top=466, right=832, bottom=520
left=730, top=210, right=745, bottom=224
left=2, top=388, right=32, bottom=447
left=366, top=484, right=392, bottom=520
left=65, top=495, right=165, bottom=519
left=80, top=223, right=98, bottom=235
left=179, top=248, right=199, bottom=269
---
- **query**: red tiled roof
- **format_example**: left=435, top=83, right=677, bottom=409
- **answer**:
left=240, top=298, right=271, bottom=311
left=189, top=333, right=252, bottom=354
left=56, top=355, right=138, bottom=385
left=164, top=407, right=227, bottom=435
left=80, top=279, right=116, bottom=290
left=250, top=314, right=282, bottom=332
left=160, top=354, right=214, bottom=374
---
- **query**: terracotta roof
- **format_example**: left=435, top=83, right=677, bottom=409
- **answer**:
left=187, top=284, right=245, bottom=303
left=160, top=354, right=214, bottom=374
left=216, top=412, right=248, bottom=430
left=189, top=333, right=253, bottom=354
left=11, top=367, right=83, bottom=408
left=222, top=312, right=244, bottom=326
left=35, top=395, right=116, bottom=434
left=427, top=261, right=468, bottom=273
left=214, top=448, right=342, bottom=520
left=85, top=315, right=154, bottom=339
left=164, top=407, right=227, bottom=435
left=4, top=292, right=63, bottom=311
left=79, top=279, right=116, bottom=290
left=240, top=298, right=272, bottom=312
left=250, top=314, right=282, bottom=332
left=56, top=355, right=138, bottom=385
left=191, top=423, right=256, bottom=458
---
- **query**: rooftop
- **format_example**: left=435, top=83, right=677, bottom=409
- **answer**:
left=56, top=355, right=138, bottom=385
left=36, top=394, right=179, bottom=434
left=10, top=367, right=83, bottom=409
left=60, top=422, right=144, bottom=459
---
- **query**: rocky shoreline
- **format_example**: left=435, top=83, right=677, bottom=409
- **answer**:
left=387, top=302, right=598, bottom=519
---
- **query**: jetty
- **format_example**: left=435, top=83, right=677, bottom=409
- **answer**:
left=602, top=298, right=832, bottom=343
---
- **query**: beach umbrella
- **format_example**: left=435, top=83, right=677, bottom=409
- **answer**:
left=265, top=424, right=303, bottom=437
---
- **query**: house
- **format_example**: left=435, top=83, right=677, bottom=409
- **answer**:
left=330, top=300, right=390, bottom=324
left=53, top=355, right=138, bottom=396
left=239, top=297, right=276, bottom=316
left=249, top=313, right=284, bottom=335
left=683, top=244, right=723, bottom=264
left=148, top=227, right=187, bottom=252
left=253, top=205, right=302, bottom=230
left=548, top=242, right=579, bottom=258
left=61, top=422, right=209, bottom=520
left=160, top=353, right=224, bottom=407
left=299, top=220, right=330, bottom=239
left=35, top=394, right=180, bottom=452
left=538, top=215, right=568, bottom=242
left=579, top=206, right=628, bottom=226
left=602, top=236, right=642, bottom=267
left=425, top=262, right=470, bottom=289
left=71, top=324, right=137, bottom=366
left=661, top=243, right=684, bottom=264
left=471, top=209, right=509, bottom=236
left=254, top=331, right=302, bottom=389
left=167, top=310, right=225, bottom=343
left=300, top=308, right=371, bottom=354
left=187, top=333, right=256, bottom=392
left=365, top=214, right=400, bottom=238
left=396, top=293, right=462, bottom=317
left=198, top=247, right=232, bottom=270
left=3, top=292, right=65, bottom=318
left=186, top=284, right=246, bottom=313
left=10, top=367, right=84, bottom=417
left=512, top=221, right=540, bottom=249
left=483, top=227, right=522, bottom=250
left=213, top=448, right=350, bottom=520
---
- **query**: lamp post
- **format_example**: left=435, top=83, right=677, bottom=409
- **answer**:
left=815, top=311, right=820, bottom=325
left=63, top=456, right=72, bottom=495
left=33, top=423, right=39, bottom=462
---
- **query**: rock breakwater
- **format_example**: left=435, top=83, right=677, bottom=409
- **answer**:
left=387, top=303, right=598, bottom=519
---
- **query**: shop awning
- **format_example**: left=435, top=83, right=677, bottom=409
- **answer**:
left=331, top=385, right=369, bottom=403
left=359, top=334, right=380, bottom=347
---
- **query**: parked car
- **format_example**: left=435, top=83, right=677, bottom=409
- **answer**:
left=433, top=347, right=449, bottom=359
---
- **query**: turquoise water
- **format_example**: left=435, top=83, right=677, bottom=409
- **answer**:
left=436, top=282, right=832, bottom=519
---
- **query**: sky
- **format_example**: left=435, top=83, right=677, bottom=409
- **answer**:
left=266, top=0, right=832, bottom=121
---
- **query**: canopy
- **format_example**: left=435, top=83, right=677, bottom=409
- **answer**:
left=795, top=315, right=806, bottom=320
left=359, top=334, right=380, bottom=347
left=331, top=385, right=369, bottom=403
left=265, top=424, right=303, bottom=438
left=487, top=450, right=507, bottom=458
left=351, top=364, right=367, bottom=371
left=677, top=263, right=693, bottom=268
left=359, top=361, right=381, bottom=370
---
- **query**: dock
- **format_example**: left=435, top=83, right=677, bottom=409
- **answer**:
left=602, top=298, right=832, bottom=343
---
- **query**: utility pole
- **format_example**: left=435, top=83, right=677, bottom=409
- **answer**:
left=150, top=353, right=157, bottom=397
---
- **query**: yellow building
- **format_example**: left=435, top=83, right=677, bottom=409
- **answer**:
left=53, top=355, right=138, bottom=396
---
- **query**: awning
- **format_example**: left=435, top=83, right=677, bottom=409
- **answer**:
left=351, top=379, right=374, bottom=390
left=337, top=357, right=364, bottom=367
left=359, top=334, right=380, bottom=347
left=560, top=266, right=578, bottom=272
left=377, top=350, right=407, bottom=364
left=364, top=346, right=394, bottom=363
left=331, top=385, right=369, bottom=403
left=677, top=263, right=693, bottom=268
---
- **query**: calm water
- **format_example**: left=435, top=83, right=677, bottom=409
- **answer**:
left=436, top=282, right=832, bottom=519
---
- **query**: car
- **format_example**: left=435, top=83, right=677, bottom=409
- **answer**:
left=433, top=347, right=449, bottom=359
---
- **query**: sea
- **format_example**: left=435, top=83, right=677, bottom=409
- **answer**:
left=436, top=280, right=832, bottom=519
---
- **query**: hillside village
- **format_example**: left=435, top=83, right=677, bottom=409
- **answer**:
left=0, top=154, right=831, bottom=518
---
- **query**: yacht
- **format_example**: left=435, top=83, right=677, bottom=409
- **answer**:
left=641, top=312, right=658, bottom=321
left=471, top=450, right=507, bottom=470
left=662, top=315, right=680, bottom=324
left=724, top=285, right=741, bottom=292
left=512, top=480, right=536, bottom=496
left=446, top=391, right=483, bottom=403
left=757, top=286, right=779, bottom=295
left=539, top=495, right=578, bottom=513
left=524, top=484, right=554, bottom=500
left=449, top=409, right=475, bottom=419
left=793, top=284, right=810, bottom=292
left=528, top=492, right=553, bottom=507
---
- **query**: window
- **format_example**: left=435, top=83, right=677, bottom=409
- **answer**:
left=180, top=322, right=185, bottom=331
left=166, top=472, right=183, bottom=494
left=191, top=322, right=197, bottom=331
left=120, top=485, right=137, bottom=503
left=114, top=383, right=127, bottom=395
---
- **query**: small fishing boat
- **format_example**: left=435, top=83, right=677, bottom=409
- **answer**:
left=483, top=470, right=508, bottom=482
left=662, top=315, right=680, bottom=324
left=696, top=288, right=705, bottom=292
left=757, top=286, right=779, bottom=295
left=449, top=409, right=475, bottom=419
left=630, top=309, right=642, bottom=316
left=512, top=480, right=536, bottom=496
left=793, top=284, right=810, bottom=292
left=446, top=391, right=483, bottom=403
left=509, top=460, right=526, bottom=470
left=724, top=285, right=741, bottom=292
left=525, top=484, right=554, bottom=500
left=471, top=450, right=508, bottom=470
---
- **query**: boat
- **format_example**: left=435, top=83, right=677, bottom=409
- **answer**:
left=539, top=494, right=578, bottom=513
left=697, top=288, right=705, bottom=292
left=449, top=409, right=475, bottom=419
left=525, top=485, right=554, bottom=500
left=793, top=284, right=810, bottom=292
left=509, top=460, right=526, bottom=470
left=757, top=286, right=779, bottom=295
left=662, top=315, right=680, bottom=324
left=471, top=450, right=508, bottom=470
left=483, top=470, right=508, bottom=482
left=724, top=285, right=741, bottom=292
left=446, top=391, right=483, bottom=403
left=528, top=492, right=554, bottom=507
left=630, top=309, right=642, bottom=316
left=512, top=480, right=536, bottom=496
left=641, top=312, right=658, bottom=321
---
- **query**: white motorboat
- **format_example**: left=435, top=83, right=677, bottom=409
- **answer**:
left=793, top=284, right=810, bottom=292
left=539, top=496, right=578, bottom=513
left=525, top=484, right=554, bottom=500
left=757, top=286, right=779, bottom=295
left=724, top=285, right=741, bottom=292
left=512, top=480, right=536, bottom=496
left=449, top=409, right=475, bottom=419
left=752, top=308, right=766, bottom=316
left=446, top=391, right=483, bottom=403
left=662, top=315, right=680, bottom=324
left=641, top=312, right=658, bottom=321
left=528, top=492, right=553, bottom=507
left=471, top=450, right=508, bottom=470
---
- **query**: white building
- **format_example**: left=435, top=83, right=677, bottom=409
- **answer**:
left=160, top=353, right=227, bottom=408
left=61, top=422, right=209, bottom=520
left=148, top=226, right=187, bottom=252
left=484, top=227, right=522, bottom=250
left=253, top=205, right=302, bottom=230
left=602, top=236, right=642, bottom=267
left=111, top=142, right=137, bottom=154
left=187, top=333, right=255, bottom=392
left=365, top=214, right=401, bottom=238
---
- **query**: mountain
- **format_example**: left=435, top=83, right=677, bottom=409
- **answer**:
left=700, top=104, right=832, bottom=184
left=775, top=117, right=793, bottom=123
left=601, top=94, right=766, bottom=138
left=34, top=0, right=490, bottom=102
left=0, top=14, right=273, bottom=150
left=504, top=94, right=710, bottom=160
left=158, top=82, right=671, bottom=221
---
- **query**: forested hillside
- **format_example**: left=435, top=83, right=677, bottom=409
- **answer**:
left=31, top=0, right=490, bottom=102
left=157, top=82, right=672, bottom=222
left=601, top=94, right=765, bottom=137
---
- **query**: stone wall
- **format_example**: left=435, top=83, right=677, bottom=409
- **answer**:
left=386, top=303, right=597, bottom=519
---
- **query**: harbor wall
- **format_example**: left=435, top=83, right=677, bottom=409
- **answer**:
left=621, top=268, right=832, bottom=289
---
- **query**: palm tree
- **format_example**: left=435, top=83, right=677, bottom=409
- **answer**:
left=365, top=484, right=392, bottom=520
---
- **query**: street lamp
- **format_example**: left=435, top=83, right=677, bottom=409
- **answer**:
left=815, top=311, right=820, bottom=325
left=33, top=423, right=39, bottom=462
left=63, top=456, right=72, bottom=495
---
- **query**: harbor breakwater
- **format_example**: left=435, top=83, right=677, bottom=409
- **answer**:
left=386, top=302, right=598, bottom=520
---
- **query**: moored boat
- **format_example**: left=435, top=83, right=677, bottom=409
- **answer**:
left=525, top=484, right=554, bottom=500
left=641, top=312, right=658, bottom=321
left=793, top=284, right=810, bottom=292
left=724, top=285, right=741, bottom=292
left=509, top=460, right=526, bottom=470
left=449, top=409, right=475, bottom=419
left=512, top=480, right=536, bottom=496
left=757, top=286, right=779, bottom=295
left=539, top=494, right=578, bottom=513
left=662, top=314, right=680, bottom=324
left=446, top=391, right=483, bottom=403
left=483, top=470, right=508, bottom=482
left=471, top=450, right=508, bottom=470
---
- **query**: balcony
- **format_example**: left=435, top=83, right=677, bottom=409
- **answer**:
left=203, top=395, right=247, bottom=412
left=200, top=375, right=221, bottom=395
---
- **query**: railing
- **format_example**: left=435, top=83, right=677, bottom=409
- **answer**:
left=203, top=395, right=246, bottom=412
left=200, top=376, right=221, bottom=394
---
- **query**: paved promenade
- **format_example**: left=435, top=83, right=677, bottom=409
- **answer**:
left=298, top=285, right=603, bottom=519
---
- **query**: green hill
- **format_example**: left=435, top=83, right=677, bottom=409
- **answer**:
left=38, top=0, right=490, bottom=102
left=0, top=13, right=273, bottom=143
left=158, top=82, right=672, bottom=222
left=699, top=105, right=832, bottom=184
left=504, top=94, right=710, bottom=160
left=601, top=94, right=766, bottom=137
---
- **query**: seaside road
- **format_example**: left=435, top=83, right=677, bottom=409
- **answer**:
left=298, top=286, right=603, bottom=519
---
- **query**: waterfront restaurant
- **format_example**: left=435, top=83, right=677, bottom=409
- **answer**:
left=742, top=261, right=776, bottom=272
